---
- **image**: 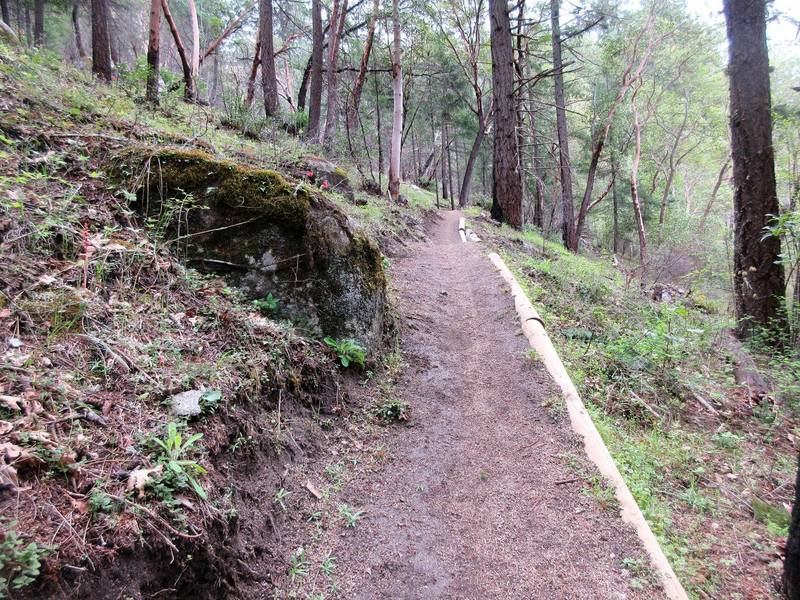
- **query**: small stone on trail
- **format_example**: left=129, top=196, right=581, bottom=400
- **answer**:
left=170, top=390, right=205, bottom=417
left=7, top=337, right=22, bottom=349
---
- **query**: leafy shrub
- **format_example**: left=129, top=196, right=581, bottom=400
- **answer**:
left=323, top=337, right=366, bottom=368
left=0, top=521, right=49, bottom=594
left=252, top=293, right=279, bottom=313
left=149, top=422, right=207, bottom=500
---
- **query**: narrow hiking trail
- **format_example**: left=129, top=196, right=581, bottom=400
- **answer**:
left=325, top=211, right=664, bottom=599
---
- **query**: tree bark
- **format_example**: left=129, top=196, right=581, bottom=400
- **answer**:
left=145, top=0, right=160, bottom=103
left=723, top=0, right=787, bottom=340
left=91, top=0, right=112, bottom=81
left=187, top=0, right=199, bottom=99
left=33, top=0, right=43, bottom=46
left=489, top=0, right=523, bottom=228
left=306, top=0, right=323, bottom=137
left=200, top=1, right=254, bottom=65
left=161, top=0, right=193, bottom=99
left=245, top=37, right=260, bottom=108
left=441, top=123, right=449, bottom=201
left=551, top=0, right=575, bottom=247
left=786, top=455, right=800, bottom=600
left=1, top=0, right=9, bottom=28
left=388, top=0, right=403, bottom=202
left=459, top=120, right=486, bottom=207
left=446, top=121, right=454, bottom=209
left=259, top=0, right=278, bottom=116
left=530, top=102, right=545, bottom=228
left=375, top=75, right=383, bottom=190
left=72, top=0, right=86, bottom=60
left=629, top=80, right=648, bottom=277
left=347, top=0, right=379, bottom=135
left=320, top=0, right=348, bottom=149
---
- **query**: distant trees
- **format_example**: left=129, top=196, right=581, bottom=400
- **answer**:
left=320, top=0, right=348, bottom=149
left=723, top=0, right=786, bottom=340
left=488, top=0, right=522, bottom=228
left=146, top=0, right=161, bottom=103
left=306, top=0, right=323, bottom=138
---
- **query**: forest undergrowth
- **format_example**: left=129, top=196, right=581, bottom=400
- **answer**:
left=466, top=208, right=798, bottom=599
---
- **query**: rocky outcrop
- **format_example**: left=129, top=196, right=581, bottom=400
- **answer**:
left=117, top=147, right=386, bottom=352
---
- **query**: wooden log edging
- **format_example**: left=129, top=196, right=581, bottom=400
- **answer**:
left=487, top=250, right=688, bottom=600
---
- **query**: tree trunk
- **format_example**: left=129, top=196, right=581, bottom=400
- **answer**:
left=551, top=0, right=575, bottom=247
left=441, top=123, right=449, bottom=201
left=530, top=102, right=545, bottom=228
left=446, top=121, right=454, bottom=210
left=1, top=0, right=9, bottom=27
left=25, top=4, right=31, bottom=48
left=459, top=119, right=486, bottom=207
left=347, top=0, right=379, bottom=135
left=786, top=455, right=800, bottom=600
left=723, top=0, right=787, bottom=340
left=259, top=0, right=278, bottom=116
left=161, top=0, right=193, bottom=100
left=72, top=0, right=86, bottom=60
left=375, top=75, right=384, bottom=190
left=489, top=0, right=523, bottom=228
left=91, top=0, right=112, bottom=81
left=658, top=94, right=690, bottom=227
left=145, top=0, right=160, bottom=103
left=698, top=157, right=731, bottom=232
left=388, top=0, right=402, bottom=202
left=245, top=38, right=260, bottom=108
left=306, top=0, right=323, bottom=137
left=630, top=80, right=648, bottom=277
left=209, top=51, right=219, bottom=106
left=33, top=0, right=42, bottom=46
left=200, top=1, right=254, bottom=65
left=320, top=0, right=348, bottom=149
left=187, top=0, right=199, bottom=99
left=611, top=147, right=621, bottom=255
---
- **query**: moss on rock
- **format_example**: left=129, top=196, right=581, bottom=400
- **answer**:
left=115, top=146, right=387, bottom=351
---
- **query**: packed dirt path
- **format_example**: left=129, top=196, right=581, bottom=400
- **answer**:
left=328, top=211, right=664, bottom=599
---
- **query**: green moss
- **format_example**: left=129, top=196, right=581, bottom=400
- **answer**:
left=350, top=232, right=385, bottom=293
left=216, top=169, right=310, bottom=231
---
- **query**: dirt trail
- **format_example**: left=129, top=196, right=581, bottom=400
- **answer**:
left=328, top=211, right=664, bottom=599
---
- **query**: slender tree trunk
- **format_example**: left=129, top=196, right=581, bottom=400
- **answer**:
left=161, top=0, right=193, bottom=99
left=446, top=123, right=455, bottom=210
left=658, top=95, right=690, bottom=227
left=611, top=147, right=621, bottom=255
left=459, top=118, right=486, bottom=207
left=698, top=157, right=730, bottom=232
left=551, top=0, right=575, bottom=247
left=347, top=0, right=379, bottom=134
left=630, top=81, right=647, bottom=277
left=245, top=40, right=260, bottom=107
left=441, top=123, right=449, bottom=201
left=200, top=1, right=255, bottom=65
left=320, top=0, right=348, bottom=149
left=25, top=4, right=31, bottom=48
left=1, top=0, right=9, bottom=27
left=388, top=0, right=402, bottom=202
left=91, top=0, right=112, bottom=81
left=259, top=0, right=278, bottom=116
left=33, top=0, right=43, bottom=46
left=306, top=0, right=323, bottom=137
left=72, top=1, right=86, bottom=60
left=209, top=51, right=220, bottom=106
left=375, top=76, right=384, bottom=190
left=723, top=0, right=787, bottom=341
left=530, top=103, right=545, bottom=228
left=489, top=0, right=523, bottom=228
left=145, top=0, right=160, bottom=103
left=187, top=0, right=199, bottom=99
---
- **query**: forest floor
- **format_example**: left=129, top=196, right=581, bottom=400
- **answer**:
left=271, top=211, right=665, bottom=599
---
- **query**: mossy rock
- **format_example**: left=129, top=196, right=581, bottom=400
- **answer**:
left=115, top=146, right=386, bottom=351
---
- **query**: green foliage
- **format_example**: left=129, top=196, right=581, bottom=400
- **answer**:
left=752, top=498, right=791, bottom=537
left=0, top=521, right=49, bottom=595
left=373, top=398, right=410, bottom=422
left=252, top=293, right=280, bottom=313
left=323, top=338, right=366, bottom=368
left=338, top=503, right=364, bottom=528
left=149, top=422, right=207, bottom=500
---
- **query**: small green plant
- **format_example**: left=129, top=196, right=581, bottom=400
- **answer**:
left=323, top=337, right=366, bottom=368
left=320, top=552, right=337, bottom=576
left=200, top=389, right=222, bottom=414
left=230, top=434, right=255, bottom=453
left=274, top=487, right=291, bottom=511
left=0, top=521, right=50, bottom=593
left=88, top=488, right=116, bottom=514
left=252, top=293, right=280, bottom=313
left=288, top=547, right=309, bottom=583
left=374, top=398, right=410, bottom=422
left=338, top=503, right=364, bottom=528
left=149, top=422, right=207, bottom=500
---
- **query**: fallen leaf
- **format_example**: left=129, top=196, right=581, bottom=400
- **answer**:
left=305, top=480, right=323, bottom=500
left=0, top=420, right=13, bottom=435
left=126, top=464, right=163, bottom=498
left=0, top=395, right=23, bottom=411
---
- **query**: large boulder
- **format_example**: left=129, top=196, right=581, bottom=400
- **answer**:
left=117, top=147, right=386, bottom=352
